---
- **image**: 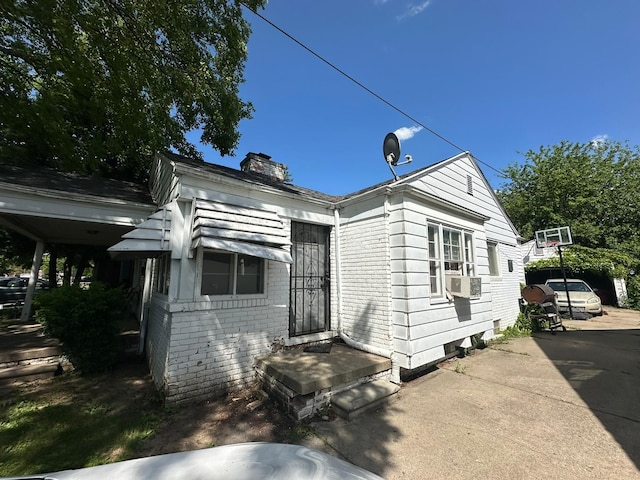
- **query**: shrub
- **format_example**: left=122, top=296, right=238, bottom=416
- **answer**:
left=500, top=312, right=536, bottom=339
left=34, top=283, right=127, bottom=374
left=626, top=275, right=640, bottom=310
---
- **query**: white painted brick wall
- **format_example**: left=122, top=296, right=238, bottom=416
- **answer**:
left=146, top=298, right=171, bottom=393
left=155, top=259, right=290, bottom=403
left=339, top=213, right=392, bottom=351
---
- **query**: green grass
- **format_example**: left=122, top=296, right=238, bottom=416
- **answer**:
left=489, top=346, right=530, bottom=356
left=453, top=361, right=467, bottom=374
left=0, top=372, right=165, bottom=477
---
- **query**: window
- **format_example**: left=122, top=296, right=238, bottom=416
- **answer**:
left=428, top=223, right=475, bottom=298
left=154, top=253, right=170, bottom=295
left=443, top=228, right=463, bottom=275
left=427, top=225, right=441, bottom=296
left=488, top=242, right=500, bottom=276
left=201, top=251, right=264, bottom=296
left=464, top=232, right=475, bottom=276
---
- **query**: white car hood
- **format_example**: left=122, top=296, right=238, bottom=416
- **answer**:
left=24, top=443, right=384, bottom=480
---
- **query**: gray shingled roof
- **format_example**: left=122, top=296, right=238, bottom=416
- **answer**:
left=162, top=151, right=344, bottom=203
left=162, top=151, right=443, bottom=203
left=0, top=151, right=446, bottom=209
left=0, top=164, right=154, bottom=205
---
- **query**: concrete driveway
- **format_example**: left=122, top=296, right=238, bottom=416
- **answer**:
left=309, top=307, right=640, bottom=479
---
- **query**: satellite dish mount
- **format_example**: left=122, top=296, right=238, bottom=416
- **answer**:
left=383, top=132, right=412, bottom=181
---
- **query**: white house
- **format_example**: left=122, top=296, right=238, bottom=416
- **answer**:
left=521, top=239, right=559, bottom=266
left=109, top=151, right=525, bottom=403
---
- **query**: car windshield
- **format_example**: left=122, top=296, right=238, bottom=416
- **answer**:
left=547, top=281, right=591, bottom=292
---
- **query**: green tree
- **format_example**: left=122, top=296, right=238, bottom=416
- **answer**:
left=1, top=0, right=266, bottom=183
left=0, top=227, right=36, bottom=274
left=497, top=140, right=640, bottom=259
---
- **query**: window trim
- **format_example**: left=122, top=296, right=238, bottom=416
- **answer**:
left=197, top=248, right=268, bottom=299
left=427, top=222, right=476, bottom=299
left=487, top=242, right=500, bottom=277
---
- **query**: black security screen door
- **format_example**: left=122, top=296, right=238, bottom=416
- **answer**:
left=290, top=222, right=330, bottom=336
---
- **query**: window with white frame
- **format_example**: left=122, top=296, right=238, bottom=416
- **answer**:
left=154, top=253, right=170, bottom=295
left=427, top=222, right=475, bottom=297
left=464, top=233, right=475, bottom=276
left=427, top=225, right=442, bottom=296
left=488, top=242, right=500, bottom=276
left=200, top=251, right=264, bottom=296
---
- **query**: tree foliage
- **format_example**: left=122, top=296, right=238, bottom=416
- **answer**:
left=0, top=226, right=36, bottom=274
left=497, top=140, right=640, bottom=259
left=525, top=245, right=635, bottom=279
left=1, top=0, right=266, bottom=182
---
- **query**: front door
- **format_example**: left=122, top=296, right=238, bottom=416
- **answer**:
left=289, top=222, right=330, bottom=336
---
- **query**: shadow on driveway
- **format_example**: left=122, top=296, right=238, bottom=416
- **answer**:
left=532, top=309, right=640, bottom=470
left=311, top=307, right=640, bottom=479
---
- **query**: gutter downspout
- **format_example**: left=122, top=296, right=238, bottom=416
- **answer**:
left=333, top=207, right=393, bottom=359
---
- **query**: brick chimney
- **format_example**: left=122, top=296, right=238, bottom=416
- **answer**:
left=240, top=152, right=287, bottom=182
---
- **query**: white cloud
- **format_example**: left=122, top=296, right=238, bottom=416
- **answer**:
left=590, top=134, right=608, bottom=147
left=394, top=125, right=423, bottom=141
left=397, top=1, right=432, bottom=21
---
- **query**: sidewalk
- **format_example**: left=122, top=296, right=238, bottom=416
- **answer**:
left=309, top=307, right=640, bottom=479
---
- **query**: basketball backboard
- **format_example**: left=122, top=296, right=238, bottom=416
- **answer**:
left=535, top=226, right=572, bottom=249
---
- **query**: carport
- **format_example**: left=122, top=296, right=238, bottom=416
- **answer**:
left=0, top=163, right=157, bottom=320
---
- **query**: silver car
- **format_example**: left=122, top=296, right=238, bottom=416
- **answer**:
left=0, top=443, right=384, bottom=480
left=544, top=278, right=603, bottom=316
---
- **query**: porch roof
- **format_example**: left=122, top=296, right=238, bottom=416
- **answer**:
left=0, top=164, right=155, bottom=246
left=107, top=203, right=173, bottom=260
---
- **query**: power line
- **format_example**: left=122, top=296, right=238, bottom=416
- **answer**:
left=243, top=6, right=504, bottom=177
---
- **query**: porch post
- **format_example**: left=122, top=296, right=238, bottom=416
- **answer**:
left=138, top=257, right=154, bottom=355
left=20, top=240, right=45, bottom=322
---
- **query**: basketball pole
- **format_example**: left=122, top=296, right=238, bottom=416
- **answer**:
left=557, top=245, right=574, bottom=319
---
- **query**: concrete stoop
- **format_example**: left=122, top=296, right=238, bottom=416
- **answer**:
left=255, top=343, right=396, bottom=420
left=331, top=379, right=400, bottom=420
left=257, top=369, right=394, bottom=420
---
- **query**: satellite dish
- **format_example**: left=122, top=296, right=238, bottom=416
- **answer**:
left=383, top=132, right=412, bottom=180
left=383, top=132, right=401, bottom=166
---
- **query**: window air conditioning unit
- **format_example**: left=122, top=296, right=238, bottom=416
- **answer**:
left=445, top=275, right=482, bottom=299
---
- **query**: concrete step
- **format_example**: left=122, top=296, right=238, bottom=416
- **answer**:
left=0, top=345, right=62, bottom=364
left=0, top=362, right=61, bottom=387
left=332, top=380, right=400, bottom=420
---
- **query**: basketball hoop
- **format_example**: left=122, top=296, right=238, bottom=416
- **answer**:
left=535, top=227, right=572, bottom=249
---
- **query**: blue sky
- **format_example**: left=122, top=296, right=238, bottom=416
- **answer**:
left=190, top=0, right=640, bottom=195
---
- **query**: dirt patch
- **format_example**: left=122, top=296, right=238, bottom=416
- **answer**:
left=135, top=381, right=310, bottom=457
left=16, top=359, right=312, bottom=459
left=2, top=315, right=315, bottom=460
